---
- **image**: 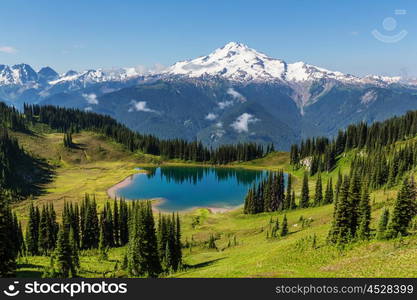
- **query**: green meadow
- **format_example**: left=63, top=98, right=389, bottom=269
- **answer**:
left=11, top=129, right=417, bottom=278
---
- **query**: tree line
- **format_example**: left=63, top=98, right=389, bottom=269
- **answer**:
left=0, top=127, right=37, bottom=198
left=244, top=170, right=335, bottom=215
left=0, top=193, right=182, bottom=278
left=290, top=110, right=417, bottom=175
left=23, top=104, right=271, bottom=164
left=244, top=171, right=295, bottom=214
left=328, top=173, right=416, bottom=244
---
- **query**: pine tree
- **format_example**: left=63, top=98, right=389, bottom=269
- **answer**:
left=357, top=184, right=371, bottom=240
left=348, top=172, right=362, bottom=236
left=280, top=215, right=289, bottom=237
left=314, top=173, right=323, bottom=206
left=128, top=201, right=161, bottom=277
left=300, top=172, right=310, bottom=208
left=0, top=192, right=17, bottom=277
left=38, top=205, right=49, bottom=255
left=174, top=213, right=182, bottom=270
left=119, top=198, right=129, bottom=245
left=52, top=225, right=77, bottom=278
left=290, top=190, right=296, bottom=209
left=113, top=200, right=120, bottom=246
left=284, top=174, right=292, bottom=210
left=63, top=132, right=73, bottom=148
left=271, top=218, right=280, bottom=238
left=323, top=178, right=334, bottom=204
left=334, top=170, right=342, bottom=205
left=26, top=202, right=39, bottom=255
left=387, top=177, right=416, bottom=238
left=376, top=209, right=390, bottom=240
left=328, top=176, right=351, bottom=243
left=69, top=227, right=79, bottom=270
left=80, top=195, right=99, bottom=249
left=98, top=221, right=108, bottom=261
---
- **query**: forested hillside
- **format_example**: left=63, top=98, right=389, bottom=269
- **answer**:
left=0, top=103, right=52, bottom=199
left=1, top=102, right=417, bottom=278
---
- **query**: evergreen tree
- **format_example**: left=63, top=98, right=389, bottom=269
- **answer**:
left=323, top=177, right=334, bottom=204
left=387, top=177, right=416, bottom=238
left=98, top=221, right=108, bottom=261
left=25, top=202, right=39, bottom=255
left=348, top=172, right=362, bottom=236
left=51, top=226, right=77, bottom=278
left=128, top=201, right=161, bottom=277
left=328, top=176, right=351, bottom=243
left=300, top=172, right=310, bottom=208
left=280, top=215, right=288, bottom=237
left=69, top=227, right=79, bottom=270
left=314, top=173, right=323, bottom=206
left=80, top=195, right=99, bottom=249
left=376, top=209, right=390, bottom=240
left=290, top=190, right=296, bottom=209
left=119, top=199, right=129, bottom=245
left=0, top=192, right=17, bottom=277
left=113, top=200, right=120, bottom=246
left=357, top=184, right=371, bottom=240
left=174, top=213, right=182, bottom=270
left=284, top=174, right=292, bottom=210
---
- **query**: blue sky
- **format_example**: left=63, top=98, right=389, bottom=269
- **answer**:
left=1, top=0, right=416, bottom=77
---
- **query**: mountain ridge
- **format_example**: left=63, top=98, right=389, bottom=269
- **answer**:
left=1, top=42, right=416, bottom=150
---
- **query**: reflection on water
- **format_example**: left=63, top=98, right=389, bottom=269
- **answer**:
left=116, top=166, right=269, bottom=211
left=143, top=166, right=265, bottom=185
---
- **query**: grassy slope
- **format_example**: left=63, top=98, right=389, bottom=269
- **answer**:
left=11, top=128, right=417, bottom=278
left=11, top=128, right=159, bottom=222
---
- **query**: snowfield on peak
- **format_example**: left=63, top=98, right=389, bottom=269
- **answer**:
left=164, top=42, right=364, bottom=84
left=49, top=68, right=144, bottom=85
left=164, top=42, right=287, bottom=82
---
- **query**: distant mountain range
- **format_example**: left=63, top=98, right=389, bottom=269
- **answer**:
left=1, top=42, right=417, bottom=149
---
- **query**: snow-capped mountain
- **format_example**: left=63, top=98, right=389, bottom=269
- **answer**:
left=49, top=67, right=145, bottom=86
left=0, top=41, right=413, bottom=106
left=0, top=64, right=39, bottom=85
left=1, top=42, right=416, bottom=149
left=165, top=42, right=364, bottom=84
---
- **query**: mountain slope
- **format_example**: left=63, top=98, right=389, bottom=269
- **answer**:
left=1, top=42, right=416, bottom=149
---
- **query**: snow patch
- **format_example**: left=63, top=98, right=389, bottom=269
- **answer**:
left=227, top=88, right=246, bottom=102
left=211, top=122, right=225, bottom=139
left=361, top=90, right=378, bottom=104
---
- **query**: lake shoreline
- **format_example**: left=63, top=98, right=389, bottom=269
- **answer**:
left=107, top=165, right=257, bottom=213
left=107, top=174, right=135, bottom=199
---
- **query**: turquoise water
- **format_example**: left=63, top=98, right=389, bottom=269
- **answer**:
left=115, top=166, right=268, bottom=211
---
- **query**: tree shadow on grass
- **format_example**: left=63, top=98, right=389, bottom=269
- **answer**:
left=16, top=263, right=44, bottom=278
left=183, top=257, right=226, bottom=270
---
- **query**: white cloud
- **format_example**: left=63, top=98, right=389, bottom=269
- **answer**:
left=0, top=46, right=17, bottom=54
left=133, top=63, right=167, bottom=75
left=129, top=100, right=159, bottom=113
left=227, top=88, right=246, bottom=102
left=82, top=93, right=99, bottom=105
left=230, top=113, right=258, bottom=133
left=211, top=122, right=225, bottom=139
left=218, top=100, right=234, bottom=109
left=205, top=113, right=217, bottom=120
left=84, top=107, right=93, bottom=112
